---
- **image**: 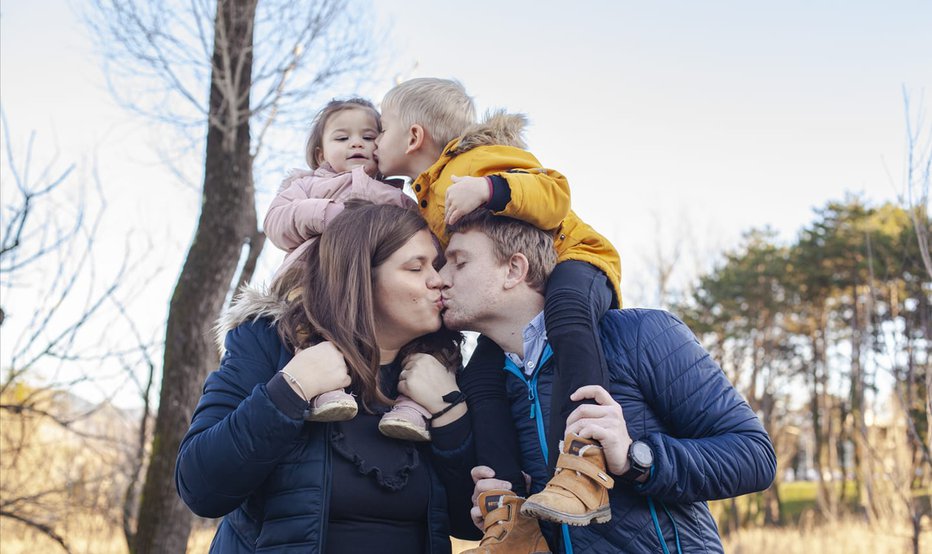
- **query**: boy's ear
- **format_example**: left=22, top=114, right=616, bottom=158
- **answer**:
left=405, top=124, right=427, bottom=154
left=502, top=253, right=530, bottom=290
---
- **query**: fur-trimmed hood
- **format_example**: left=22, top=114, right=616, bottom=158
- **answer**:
left=213, top=284, right=289, bottom=352
left=447, top=110, right=528, bottom=157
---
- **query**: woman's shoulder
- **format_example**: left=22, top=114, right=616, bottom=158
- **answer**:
left=215, top=285, right=291, bottom=354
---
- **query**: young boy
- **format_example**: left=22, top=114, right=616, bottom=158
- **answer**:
left=375, top=78, right=622, bottom=551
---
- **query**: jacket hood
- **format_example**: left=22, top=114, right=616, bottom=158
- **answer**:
left=447, top=110, right=528, bottom=156
left=214, top=284, right=290, bottom=352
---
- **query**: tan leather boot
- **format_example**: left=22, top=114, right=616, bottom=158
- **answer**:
left=520, top=433, right=614, bottom=526
left=462, top=489, right=551, bottom=554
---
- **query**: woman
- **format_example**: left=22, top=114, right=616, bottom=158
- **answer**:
left=176, top=204, right=479, bottom=553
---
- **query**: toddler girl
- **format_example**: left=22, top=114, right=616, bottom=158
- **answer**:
left=264, top=98, right=436, bottom=441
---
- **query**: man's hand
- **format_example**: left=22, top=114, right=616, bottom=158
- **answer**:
left=444, top=175, right=490, bottom=225
left=468, top=466, right=512, bottom=530
left=564, top=385, right=633, bottom=475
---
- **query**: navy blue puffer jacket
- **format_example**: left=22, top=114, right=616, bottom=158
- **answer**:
left=504, top=309, right=776, bottom=553
left=175, top=318, right=478, bottom=553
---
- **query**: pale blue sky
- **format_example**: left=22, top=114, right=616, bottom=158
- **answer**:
left=3, top=1, right=930, bottom=292
left=1, top=1, right=930, bottom=401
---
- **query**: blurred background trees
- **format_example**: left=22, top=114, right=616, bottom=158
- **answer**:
left=678, top=192, right=930, bottom=552
left=0, top=2, right=929, bottom=552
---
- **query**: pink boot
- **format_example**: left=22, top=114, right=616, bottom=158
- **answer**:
left=378, top=395, right=431, bottom=441
left=305, top=389, right=358, bottom=422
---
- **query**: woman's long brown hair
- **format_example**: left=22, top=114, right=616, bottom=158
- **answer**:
left=277, top=203, right=462, bottom=411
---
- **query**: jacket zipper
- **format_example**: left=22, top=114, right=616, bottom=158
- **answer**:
left=502, top=345, right=574, bottom=554
left=318, top=422, right=332, bottom=552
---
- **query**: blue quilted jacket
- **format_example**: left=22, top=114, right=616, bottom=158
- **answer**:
left=504, top=309, right=776, bottom=553
left=175, top=318, right=478, bottom=553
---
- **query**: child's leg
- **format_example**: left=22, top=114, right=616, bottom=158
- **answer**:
left=543, top=260, right=614, bottom=471
left=457, top=335, right=528, bottom=497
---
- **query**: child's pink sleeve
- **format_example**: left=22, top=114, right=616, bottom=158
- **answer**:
left=264, top=174, right=344, bottom=252
left=348, top=168, right=417, bottom=210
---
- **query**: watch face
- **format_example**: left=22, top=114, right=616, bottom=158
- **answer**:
left=631, top=441, right=653, bottom=466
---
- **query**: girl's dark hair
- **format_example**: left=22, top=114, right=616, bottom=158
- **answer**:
left=305, top=98, right=381, bottom=169
left=278, top=203, right=462, bottom=410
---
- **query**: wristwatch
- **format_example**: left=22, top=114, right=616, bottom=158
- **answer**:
left=621, top=440, right=653, bottom=483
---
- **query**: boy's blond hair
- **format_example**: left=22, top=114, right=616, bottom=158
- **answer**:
left=382, top=78, right=477, bottom=149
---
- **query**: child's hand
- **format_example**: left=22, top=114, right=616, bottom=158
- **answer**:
left=445, top=175, right=490, bottom=225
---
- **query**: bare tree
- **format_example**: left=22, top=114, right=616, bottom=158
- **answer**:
left=0, top=115, right=158, bottom=553
left=85, top=1, right=377, bottom=551
left=898, top=88, right=932, bottom=282
left=889, top=87, right=932, bottom=554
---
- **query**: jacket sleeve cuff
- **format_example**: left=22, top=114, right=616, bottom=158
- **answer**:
left=634, top=465, right=656, bottom=491
left=267, top=372, right=309, bottom=420
left=486, top=175, right=511, bottom=212
left=430, top=412, right=471, bottom=451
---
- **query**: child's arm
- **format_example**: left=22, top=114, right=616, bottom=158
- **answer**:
left=445, top=148, right=571, bottom=231
left=264, top=183, right=344, bottom=251
left=346, top=168, right=417, bottom=210
left=493, top=167, right=571, bottom=230
left=265, top=169, right=414, bottom=252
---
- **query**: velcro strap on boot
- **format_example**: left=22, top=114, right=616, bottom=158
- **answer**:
left=483, top=504, right=513, bottom=541
left=555, top=452, right=615, bottom=489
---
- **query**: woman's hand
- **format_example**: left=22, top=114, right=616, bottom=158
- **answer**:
left=397, top=353, right=457, bottom=412
left=282, top=341, right=352, bottom=400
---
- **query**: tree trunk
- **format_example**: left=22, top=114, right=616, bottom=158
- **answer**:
left=232, top=229, right=267, bottom=299
left=131, top=1, right=258, bottom=552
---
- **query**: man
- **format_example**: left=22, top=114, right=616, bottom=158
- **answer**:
left=439, top=211, right=776, bottom=553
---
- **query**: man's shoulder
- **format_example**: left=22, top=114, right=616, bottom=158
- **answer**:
left=597, top=309, right=696, bottom=361
left=599, top=308, right=683, bottom=339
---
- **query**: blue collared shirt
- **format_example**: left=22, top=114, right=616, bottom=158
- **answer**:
left=504, top=311, right=548, bottom=376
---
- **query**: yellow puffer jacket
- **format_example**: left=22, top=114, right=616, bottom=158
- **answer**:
left=412, top=112, right=622, bottom=305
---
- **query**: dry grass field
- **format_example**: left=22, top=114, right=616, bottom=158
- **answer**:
left=2, top=518, right=925, bottom=553
left=2, top=394, right=927, bottom=553
left=722, top=519, right=927, bottom=554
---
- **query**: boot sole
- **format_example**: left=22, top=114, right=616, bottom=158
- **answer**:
left=305, top=402, right=358, bottom=422
left=378, top=418, right=431, bottom=442
left=520, top=500, right=611, bottom=526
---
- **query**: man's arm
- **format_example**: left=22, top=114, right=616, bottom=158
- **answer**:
left=567, top=311, right=776, bottom=504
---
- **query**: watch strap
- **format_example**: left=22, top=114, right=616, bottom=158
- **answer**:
left=621, top=440, right=652, bottom=483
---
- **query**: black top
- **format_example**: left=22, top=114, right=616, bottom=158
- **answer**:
left=266, top=359, right=475, bottom=552
left=325, top=411, right=429, bottom=553
left=325, top=362, right=428, bottom=554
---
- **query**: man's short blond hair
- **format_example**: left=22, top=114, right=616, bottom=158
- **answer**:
left=382, top=78, right=477, bottom=149
left=448, top=210, right=556, bottom=293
